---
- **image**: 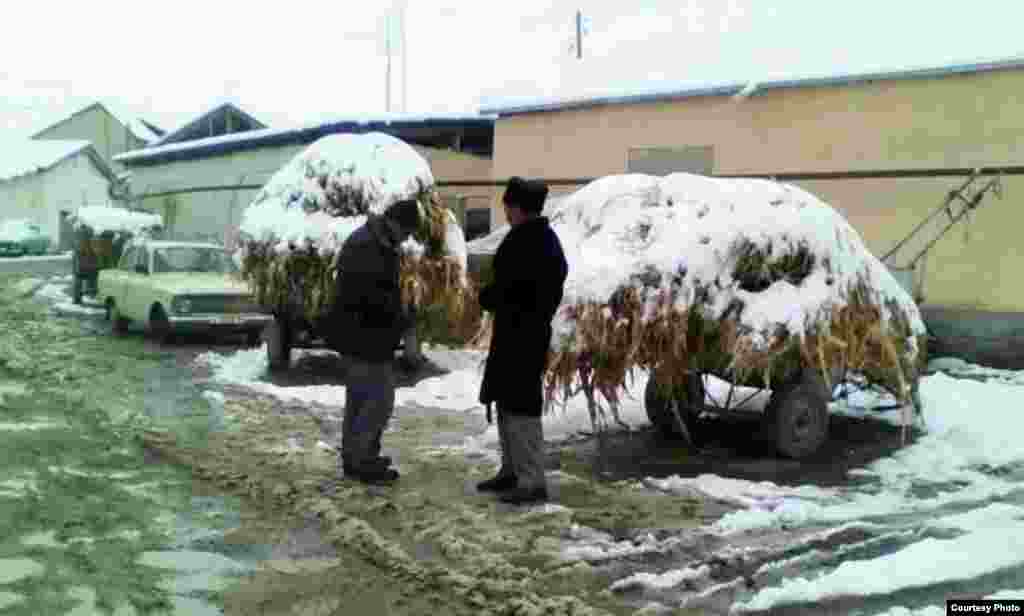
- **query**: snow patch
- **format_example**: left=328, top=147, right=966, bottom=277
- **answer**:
left=70, top=205, right=163, bottom=235
left=611, top=565, right=711, bottom=592
left=735, top=521, right=1024, bottom=611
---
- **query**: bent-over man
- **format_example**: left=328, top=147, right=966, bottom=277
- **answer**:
left=478, top=177, right=568, bottom=504
left=328, top=199, right=420, bottom=484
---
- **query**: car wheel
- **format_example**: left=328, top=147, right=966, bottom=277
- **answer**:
left=149, top=305, right=173, bottom=344
left=763, top=368, right=830, bottom=459
left=265, top=318, right=292, bottom=370
left=644, top=373, right=704, bottom=443
left=110, top=302, right=129, bottom=334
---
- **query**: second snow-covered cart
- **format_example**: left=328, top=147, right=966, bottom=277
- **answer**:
left=533, top=174, right=926, bottom=459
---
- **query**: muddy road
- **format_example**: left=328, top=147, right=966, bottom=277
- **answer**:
left=5, top=271, right=961, bottom=616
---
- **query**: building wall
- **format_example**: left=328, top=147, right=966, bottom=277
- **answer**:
left=490, top=68, right=1024, bottom=314
left=33, top=106, right=147, bottom=173
left=0, top=153, right=111, bottom=247
left=126, top=142, right=494, bottom=249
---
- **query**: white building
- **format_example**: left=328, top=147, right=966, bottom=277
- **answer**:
left=0, top=140, right=120, bottom=249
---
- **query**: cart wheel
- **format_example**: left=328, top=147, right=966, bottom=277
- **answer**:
left=266, top=318, right=292, bottom=371
left=644, top=373, right=704, bottom=441
left=763, top=368, right=830, bottom=459
left=246, top=329, right=263, bottom=347
left=149, top=305, right=173, bottom=344
left=72, top=276, right=83, bottom=305
left=109, top=301, right=129, bottom=334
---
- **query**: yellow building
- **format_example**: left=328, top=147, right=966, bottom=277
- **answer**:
left=480, top=57, right=1024, bottom=367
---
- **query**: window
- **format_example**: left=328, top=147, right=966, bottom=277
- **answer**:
left=627, top=146, right=715, bottom=176
left=152, top=246, right=237, bottom=274
left=464, top=208, right=491, bottom=241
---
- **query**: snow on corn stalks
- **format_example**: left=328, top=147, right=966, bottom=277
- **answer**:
left=235, top=132, right=476, bottom=340
left=476, top=173, right=927, bottom=431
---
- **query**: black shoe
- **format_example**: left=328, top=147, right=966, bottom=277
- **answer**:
left=346, top=466, right=400, bottom=484
left=498, top=486, right=548, bottom=505
left=477, top=474, right=518, bottom=492
left=341, top=457, right=391, bottom=475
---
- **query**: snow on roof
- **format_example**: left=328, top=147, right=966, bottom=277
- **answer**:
left=0, top=219, right=42, bottom=242
left=114, top=112, right=495, bottom=165
left=70, top=205, right=163, bottom=235
left=480, top=55, right=1024, bottom=116
left=146, top=100, right=267, bottom=148
left=545, top=173, right=925, bottom=353
left=0, top=139, right=93, bottom=183
left=238, top=132, right=434, bottom=257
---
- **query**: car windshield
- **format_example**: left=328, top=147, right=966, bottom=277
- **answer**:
left=152, top=246, right=238, bottom=274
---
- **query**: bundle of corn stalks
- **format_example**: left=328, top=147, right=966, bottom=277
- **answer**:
left=236, top=133, right=476, bottom=343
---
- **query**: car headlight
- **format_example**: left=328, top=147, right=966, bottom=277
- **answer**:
left=172, top=297, right=192, bottom=314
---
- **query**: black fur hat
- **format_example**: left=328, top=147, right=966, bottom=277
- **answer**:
left=385, top=198, right=421, bottom=231
left=503, top=176, right=548, bottom=214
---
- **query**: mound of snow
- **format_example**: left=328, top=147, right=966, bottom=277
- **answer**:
left=238, top=132, right=435, bottom=258
left=70, top=206, right=163, bottom=235
left=545, top=173, right=925, bottom=351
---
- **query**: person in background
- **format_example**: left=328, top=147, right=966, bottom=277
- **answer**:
left=477, top=177, right=568, bottom=504
left=328, top=199, right=420, bottom=484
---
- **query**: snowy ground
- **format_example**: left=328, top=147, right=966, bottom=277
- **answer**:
left=194, top=341, right=1024, bottom=614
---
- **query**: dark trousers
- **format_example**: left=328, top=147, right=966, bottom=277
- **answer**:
left=496, top=404, right=546, bottom=490
left=341, top=358, right=395, bottom=467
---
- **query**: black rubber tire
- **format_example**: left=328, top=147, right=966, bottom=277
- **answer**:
left=72, top=276, right=83, bottom=305
left=110, top=302, right=129, bottom=334
left=644, top=373, right=705, bottom=440
left=763, top=369, right=830, bottom=459
left=149, top=305, right=173, bottom=343
left=246, top=329, right=263, bottom=347
left=265, top=318, right=292, bottom=370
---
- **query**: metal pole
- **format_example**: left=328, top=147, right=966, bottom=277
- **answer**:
left=401, top=2, right=408, bottom=112
left=576, top=10, right=583, bottom=60
left=386, top=13, right=392, bottom=112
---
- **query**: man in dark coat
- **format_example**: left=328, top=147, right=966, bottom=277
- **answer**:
left=328, top=199, right=420, bottom=483
left=477, top=177, right=568, bottom=504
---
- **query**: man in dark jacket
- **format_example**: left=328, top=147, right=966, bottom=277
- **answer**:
left=328, top=199, right=420, bottom=483
left=477, top=177, right=568, bottom=504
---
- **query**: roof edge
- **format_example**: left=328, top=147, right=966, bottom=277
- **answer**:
left=480, top=55, right=1024, bottom=116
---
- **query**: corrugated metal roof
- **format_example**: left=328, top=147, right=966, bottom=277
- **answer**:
left=480, top=56, right=1024, bottom=116
left=115, top=113, right=497, bottom=166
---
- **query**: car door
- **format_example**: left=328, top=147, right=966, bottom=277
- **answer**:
left=123, top=246, right=150, bottom=321
left=100, top=246, right=133, bottom=309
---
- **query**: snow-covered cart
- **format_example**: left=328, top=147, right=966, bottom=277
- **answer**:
left=68, top=206, right=164, bottom=305
left=236, top=133, right=471, bottom=370
left=510, top=174, right=926, bottom=460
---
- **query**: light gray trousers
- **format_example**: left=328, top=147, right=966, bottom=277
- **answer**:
left=341, top=358, right=395, bottom=467
left=496, top=406, right=546, bottom=490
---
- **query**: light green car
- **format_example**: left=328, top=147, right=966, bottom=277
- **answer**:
left=97, top=240, right=273, bottom=343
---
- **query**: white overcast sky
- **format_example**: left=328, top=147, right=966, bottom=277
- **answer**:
left=2, top=0, right=1023, bottom=138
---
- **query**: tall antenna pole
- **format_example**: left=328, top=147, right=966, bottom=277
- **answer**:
left=401, top=3, right=408, bottom=112
left=576, top=10, right=582, bottom=59
left=385, top=13, right=392, bottom=112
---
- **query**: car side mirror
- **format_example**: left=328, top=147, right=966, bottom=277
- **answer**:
left=135, top=264, right=148, bottom=275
